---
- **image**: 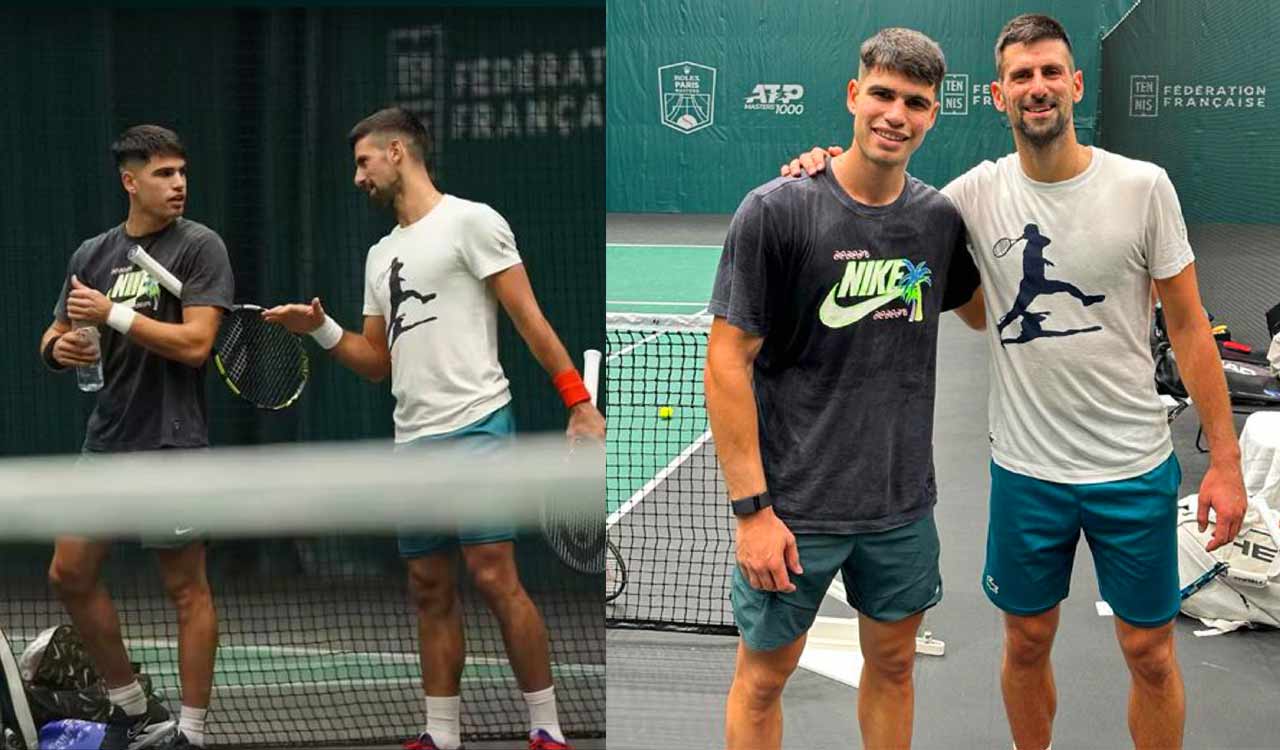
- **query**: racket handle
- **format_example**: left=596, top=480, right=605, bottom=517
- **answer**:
left=127, top=245, right=184, bottom=297
left=583, top=349, right=602, bottom=407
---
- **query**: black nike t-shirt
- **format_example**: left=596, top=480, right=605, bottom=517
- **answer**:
left=53, top=218, right=234, bottom=452
left=708, top=168, right=979, bottom=533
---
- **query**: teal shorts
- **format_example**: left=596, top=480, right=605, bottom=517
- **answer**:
left=395, top=404, right=517, bottom=558
left=731, top=512, right=942, bottom=652
left=984, top=453, right=1182, bottom=627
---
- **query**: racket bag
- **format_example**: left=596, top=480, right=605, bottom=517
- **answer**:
left=19, top=626, right=158, bottom=728
left=1177, top=493, right=1280, bottom=632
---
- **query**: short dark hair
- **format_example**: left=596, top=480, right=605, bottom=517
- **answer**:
left=348, top=107, right=430, bottom=166
left=111, top=125, right=186, bottom=169
left=859, top=28, right=947, bottom=94
left=994, top=14, right=1073, bottom=76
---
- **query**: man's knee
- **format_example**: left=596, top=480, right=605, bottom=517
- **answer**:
left=1005, top=613, right=1058, bottom=667
left=48, top=559, right=98, bottom=600
left=407, top=557, right=458, bottom=616
left=156, top=548, right=213, bottom=615
left=862, top=638, right=916, bottom=684
left=737, top=661, right=794, bottom=707
left=1117, top=623, right=1177, bottom=684
left=162, top=574, right=213, bottom=617
left=462, top=545, right=521, bottom=602
left=734, top=639, right=803, bottom=708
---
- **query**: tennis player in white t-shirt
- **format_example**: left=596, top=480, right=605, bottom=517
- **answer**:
left=265, top=107, right=604, bottom=750
left=781, top=14, right=1247, bottom=750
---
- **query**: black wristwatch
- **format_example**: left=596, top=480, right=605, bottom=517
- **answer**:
left=731, top=492, right=772, bottom=517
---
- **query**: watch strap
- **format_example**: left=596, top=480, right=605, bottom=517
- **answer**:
left=731, top=492, right=772, bottom=516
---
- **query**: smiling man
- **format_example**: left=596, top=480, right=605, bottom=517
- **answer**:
left=705, top=28, right=982, bottom=750
left=782, top=14, right=1247, bottom=750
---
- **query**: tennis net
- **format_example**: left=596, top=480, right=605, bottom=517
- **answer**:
left=0, top=439, right=605, bottom=748
left=604, top=314, right=737, bottom=634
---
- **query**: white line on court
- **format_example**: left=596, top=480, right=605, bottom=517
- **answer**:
left=606, top=329, right=664, bottom=362
left=606, top=429, right=713, bottom=528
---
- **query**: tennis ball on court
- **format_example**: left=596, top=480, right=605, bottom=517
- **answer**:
left=658, top=406, right=674, bottom=420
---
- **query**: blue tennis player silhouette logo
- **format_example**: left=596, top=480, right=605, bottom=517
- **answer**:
left=995, top=223, right=1106, bottom=346
left=387, top=257, right=438, bottom=348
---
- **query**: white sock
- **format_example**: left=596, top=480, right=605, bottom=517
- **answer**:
left=523, top=686, right=564, bottom=743
left=107, top=681, right=148, bottom=717
left=179, top=706, right=208, bottom=747
left=424, top=695, right=462, bottom=750
left=1014, top=745, right=1052, bottom=750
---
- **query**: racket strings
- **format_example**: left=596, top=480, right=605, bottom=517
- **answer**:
left=217, top=311, right=308, bottom=409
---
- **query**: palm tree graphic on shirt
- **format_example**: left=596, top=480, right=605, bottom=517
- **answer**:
left=898, top=260, right=932, bottom=322
left=995, top=223, right=1106, bottom=346
left=387, top=257, right=438, bottom=349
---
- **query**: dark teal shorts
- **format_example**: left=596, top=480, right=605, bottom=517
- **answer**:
left=395, top=404, right=517, bottom=558
left=984, top=453, right=1182, bottom=627
left=731, top=512, right=942, bottom=652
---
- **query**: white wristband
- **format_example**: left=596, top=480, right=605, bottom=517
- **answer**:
left=105, top=303, right=138, bottom=334
left=309, top=315, right=344, bottom=350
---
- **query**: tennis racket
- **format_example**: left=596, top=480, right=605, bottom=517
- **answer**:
left=1180, top=561, right=1228, bottom=601
left=0, top=625, right=37, bottom=750
left=127, top=246, right=309, bottom=410
left=604, top=539, right=626, bottom=603
left=541, top=349, right=607, bottom=575
left=992, top=236, right=1022, bottom=258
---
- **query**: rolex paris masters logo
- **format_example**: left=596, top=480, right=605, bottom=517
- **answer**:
left=659, top=61, right=716, bottom=133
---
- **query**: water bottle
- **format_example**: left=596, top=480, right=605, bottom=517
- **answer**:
left=74, top=322, right=104, bottom=392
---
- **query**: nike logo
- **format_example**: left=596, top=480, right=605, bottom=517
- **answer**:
left=817, top=286, right=900, bottom=328
left=173, top=527, right=194, bottom=536
left=818, top=257, right=931, bottom=328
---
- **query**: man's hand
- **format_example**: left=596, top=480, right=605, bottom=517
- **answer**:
left=1197, top=462, right=1247, bottom=552
left=66, top=276, right=113, bottom=325
left=779, top=145, right=844, bottom=178
left=262, top=298, right=327, bottom=334
left=566, top=401, right=606, bottom=442
left=735, top=507, right=802, bottom=593
left=52, top=330, right=100, bottom=367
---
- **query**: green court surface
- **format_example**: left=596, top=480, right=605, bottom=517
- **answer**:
left=605, top=244, right=720, bottom=315
left=606, top=243, right=717, bottom=516
left=121, top=641, right=601, bottom=693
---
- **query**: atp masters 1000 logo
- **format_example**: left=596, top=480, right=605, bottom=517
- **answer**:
left=659, top=61, right=717, bottom=134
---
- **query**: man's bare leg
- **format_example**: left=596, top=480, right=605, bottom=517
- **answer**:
left=407, top=552, right=466, bottom=696
left=858, top=612, right=925, bottom=749
left=1115, top=618, right=1183, bottom=750
left=1002, top=608, right=1060, bottom=750
left=460, top=542, right=551, bottom=692
left=48, top=538, right=134, bottom=688
left=155, top=543, right=218, bottom=707
left=724, top=634, right=806, bottom=750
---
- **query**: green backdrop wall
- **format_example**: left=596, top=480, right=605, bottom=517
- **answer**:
left=1099, top=0, right=1276, bottom=224
left=607, top=0, right=1135, bottom=213
left=0, top=7, right=604, bottom=456
left=1098, top=0, right=1278, bottom=348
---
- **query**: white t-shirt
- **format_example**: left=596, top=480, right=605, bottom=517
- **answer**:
left=362, top=194, right=522, bottom=442
left=943, top=147, right=1194, bottom=483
